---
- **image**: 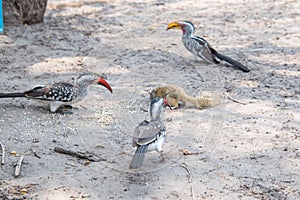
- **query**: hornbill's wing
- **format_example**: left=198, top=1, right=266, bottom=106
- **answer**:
left=192, top=36, right=219, bottom=64
left=133, top=120, right=162, bottom=146
left=25, top=82, right=77, bottom=102
left=193, top=37, right=250, bottom=72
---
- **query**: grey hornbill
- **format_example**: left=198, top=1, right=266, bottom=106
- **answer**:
left=0, top=73, right=113, bottom=113
left=167, top=21, right=250, bottom=72
left=129, top=97, right=172, bottom=169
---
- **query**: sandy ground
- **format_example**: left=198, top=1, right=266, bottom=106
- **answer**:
left=0, top=0, right=299, bottom=199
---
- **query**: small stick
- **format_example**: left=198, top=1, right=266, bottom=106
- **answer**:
left=0, top=143, right=5, bottom=165
left=79, top=104, right=88, bottom=110
left=140, top=107, right=148, bottom=112
left=31, top=148, right=41, bottom=159
left=65, top=162, right=77, bottom=167
left=15, top=156, right=25, bottom=177
left=180, top=163, right=192, bottom=182
left=54, top=146, right=105, bottom=162
left=224, top=92, right=246, bottom=105
left=191, top=185, right=195, bottom=200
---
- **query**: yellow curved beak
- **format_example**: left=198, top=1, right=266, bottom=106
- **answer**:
left=166, top=22, right=182, bottom=30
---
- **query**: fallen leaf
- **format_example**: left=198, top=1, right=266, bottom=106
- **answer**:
left=182, top=149, right=192, bottom=155
left=84, top=160, right=90, bottom=166
left=20, top=188, right=27, bottom=195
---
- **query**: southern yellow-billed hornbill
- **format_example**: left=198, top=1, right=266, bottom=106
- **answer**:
left=167, top=21, right=250, bottom=72
left=129, top=97, right=172, bottom=169
left=0, top=73, right=113, bottom=113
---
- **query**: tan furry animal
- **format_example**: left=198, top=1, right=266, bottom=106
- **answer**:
left=150, top=85, right=220, bottom=109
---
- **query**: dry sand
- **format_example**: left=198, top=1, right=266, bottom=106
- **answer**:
left=0, top=0, right=299, bottom=199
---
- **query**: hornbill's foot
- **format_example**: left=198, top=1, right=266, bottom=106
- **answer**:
left=57, top=105, right=74, bottom=114
left=159, top=152, right=166, bottom=163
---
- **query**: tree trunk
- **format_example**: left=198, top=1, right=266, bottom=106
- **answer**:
left=3, top=0, right=47, bottom=25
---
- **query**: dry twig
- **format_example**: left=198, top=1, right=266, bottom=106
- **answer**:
left=191, top=185, right=195, bottom=200
left=140, top=107, right=148, bottom=112
left=180, top=163, right=192, bottom=182
left=0, top=142, right=5, bottom=165
left=79, top=104, right=88, bottom=110
left=54, top=146, right=106, bottom=162
left=15, top=156, right=25, bottom=177
left=224, top=92, right=246, bottom=105
left=31, top=148, right=41, bottom=159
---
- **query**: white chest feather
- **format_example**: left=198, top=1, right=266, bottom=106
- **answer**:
left=147, top=131, right=165, bottom=153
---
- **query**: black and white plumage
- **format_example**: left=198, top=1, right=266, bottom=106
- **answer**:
left=167, top=21, right=250, bottom=72
left=129, top=97, right=171, bottom=169
left=0, top=73, right=113, bottom=113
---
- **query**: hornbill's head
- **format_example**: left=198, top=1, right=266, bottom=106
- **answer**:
left=150, top=97, right=172, bottom=111
left=150, top=97, right=172, bottom=121
left=77, top=73, right=113, bottom=93
left=166, top=21, right=195, bottom=35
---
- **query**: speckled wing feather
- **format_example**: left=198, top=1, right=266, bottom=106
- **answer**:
left=24, top=82, right=78, bottom=102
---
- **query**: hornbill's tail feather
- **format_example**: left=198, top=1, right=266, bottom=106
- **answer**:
left=213, top=51, right=250, bottom=73
left=0, top=93, right=26, bottom=98
left=129, top=145, right=148, bottom=169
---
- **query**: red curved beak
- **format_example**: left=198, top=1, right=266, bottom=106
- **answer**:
left=98, top=78, right=113, bottom=93
left=163, top=98, right=172, bottom=110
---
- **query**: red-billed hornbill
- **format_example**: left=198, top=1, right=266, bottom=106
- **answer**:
left=129, top=97, right=172, bottom=169
left=167, top=21, right=250, bottom=72
left=0, top=73, right=113, bottom=113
